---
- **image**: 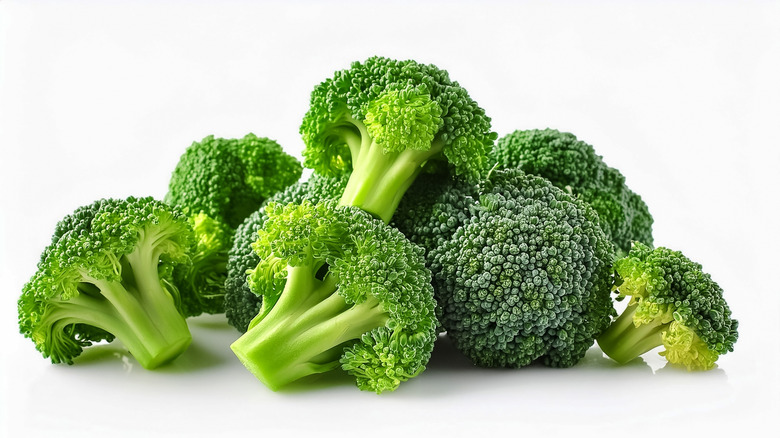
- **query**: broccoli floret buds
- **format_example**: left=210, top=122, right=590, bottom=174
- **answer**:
left=430, top=169, right=615, bottom=368
left=597, top=242, right=738, bottom=370
left=491, top=129, right=653, bottom=256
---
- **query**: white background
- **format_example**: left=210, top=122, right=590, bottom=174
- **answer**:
left=1, top=1, right=778, bottom=436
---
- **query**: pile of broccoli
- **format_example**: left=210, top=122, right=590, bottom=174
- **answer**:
left=17, top=55, right=738, bottom=394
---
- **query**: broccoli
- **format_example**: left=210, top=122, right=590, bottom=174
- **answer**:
left=300, top=56, right=496, bottom=223
left=165, top=133, right=302, bottom=316
left=597, top=242, right=738, bottom=370
left=17, top=197, right=195, bottom=369
left=491, top=128, right=653, bottom=256
left=391, top=172, right=479, bottom=258
left=229, top=200, right=438, bottom=393
left=429, top=169, right=615, bottom=368
left=224, top=172, right=348, bottom=332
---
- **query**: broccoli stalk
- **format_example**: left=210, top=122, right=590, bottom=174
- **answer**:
left=18, top=197, right=195, bottom=369
left=231, top=268, right=389, bottom=388
left=300, top=57, right=495, bottom=223
left=597, top=242, right=738, bottom=370
left=229, top=200, right=438, bottom=393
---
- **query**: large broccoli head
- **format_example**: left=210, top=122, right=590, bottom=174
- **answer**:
left=300, top=56, right=496, bottom=222
left=18, top=197, right=194, bottom=369
left=430, top=169, right=615, bottom=368
left=491, top=128, right=653, bottom=256
left=597, top=242, right=738, bottom=370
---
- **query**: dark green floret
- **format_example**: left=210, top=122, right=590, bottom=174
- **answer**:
left=230, top=200, right=438, bottom=393
left=491, top=128, right=653, bottom=256
left=224, top=172, right=348, bottom=332
left=430, top=169, right=615, bottom=368
left=165, top=133, right=302, bottom=316
left=597, top=242, right=738, bottom=370
left=18, top=197, right=195, bottom=369
left=300, top=56, right=496, bottom=223
left=392, top=172, right=479, bottom=259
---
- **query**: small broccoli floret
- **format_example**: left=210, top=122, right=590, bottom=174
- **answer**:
left=300, top=56, right=496, bottom=223
left=224, top=172, right=349, bottom=332
left=165, top=133, right=302, bottom=316
left=597, top=242, right=738, bottom=370
left=17, top=197, right=195, bottom=369
left=430, top=169, right=615, bottom=368
left=230, top=200, right=438, bottom=393
left=491, top=129, right=653, bottom=256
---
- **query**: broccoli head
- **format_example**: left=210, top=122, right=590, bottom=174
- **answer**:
left=430, top=169, right=615, bottom=368
left=18, top=197, right=194, bottom=369
left=597, top=242, right=738, bottom=370
left=165, top=133, right=302, bottom=316
left=224, top=172, right=348, bottom=332
left=229, top=200, right=438, bottom=393
left=300, top=56, right=496, bottom=222
left=491, top=128, right=653, bottom=256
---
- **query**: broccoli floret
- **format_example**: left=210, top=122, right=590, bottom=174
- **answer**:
left=300, top=56, right=496, bottom=223
left=17, top=197, right=195, bottom=369
left=224, top=172, right=348, bottom=332
left=491, top=129, right=653, bottom=256
left=597, top=242, right=738, bottom=370
left=392, top=172, right=479, bottom=258
left=165, top=133, right=302, bottom=316
left=230, top=200, right=438, bottom=393
left=430, top=169, right=615, bottom=368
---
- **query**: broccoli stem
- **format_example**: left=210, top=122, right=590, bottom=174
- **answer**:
left=339, top=137, right=443, bottom=223
left=231, top=265, right=388, bottom=390
left=597, top=303, right=666, bottom=364
left=39, top=267, right=191, bottom=370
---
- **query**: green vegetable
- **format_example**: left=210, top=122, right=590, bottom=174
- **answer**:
left=224, top=172, right=348, bottom=332
left=597, top=242, right=738, bottom=370
left=165, top=133, right=302, bottom=316
left=18, top=197, right=195, bottom=369
left=491, top=129, right=653, bottom=256
left=300, top=56, right=496, bottom=223
left=229, top=200, right=438, bottom=393
left=430, top=169, right=615, bottom=368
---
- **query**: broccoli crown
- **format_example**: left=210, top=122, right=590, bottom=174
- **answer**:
left=224, top=173, right=349, bottom=332
left=299, top=56, right=496, bottom=222
left=165, top=133, right=302, bottom=229
left=491, top=129, right=653, bottom=256
left=430, top=169, right=615, bottom=368
left=18, top=197, right=194, bottom=369
left=230, top=199, right=438, bottom=393
left=165, top=133, right=302, bottom=316
left=597, top=242, right=738, bottom=370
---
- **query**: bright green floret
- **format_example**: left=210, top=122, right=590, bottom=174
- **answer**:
left=224, top=172, right=348, bottom=332
left=597, top=242, right=738, bottom=370
left=430, top=169, right=615, bottom=368
left=18, top=197, right=195, bottom=369
left=230, top=200, right=438, bottom=393
left=491, top=129, right=653, bottom=256
left=300, top=56, right=496, bottom=223
left=165, top=133, right=302, bottom=315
